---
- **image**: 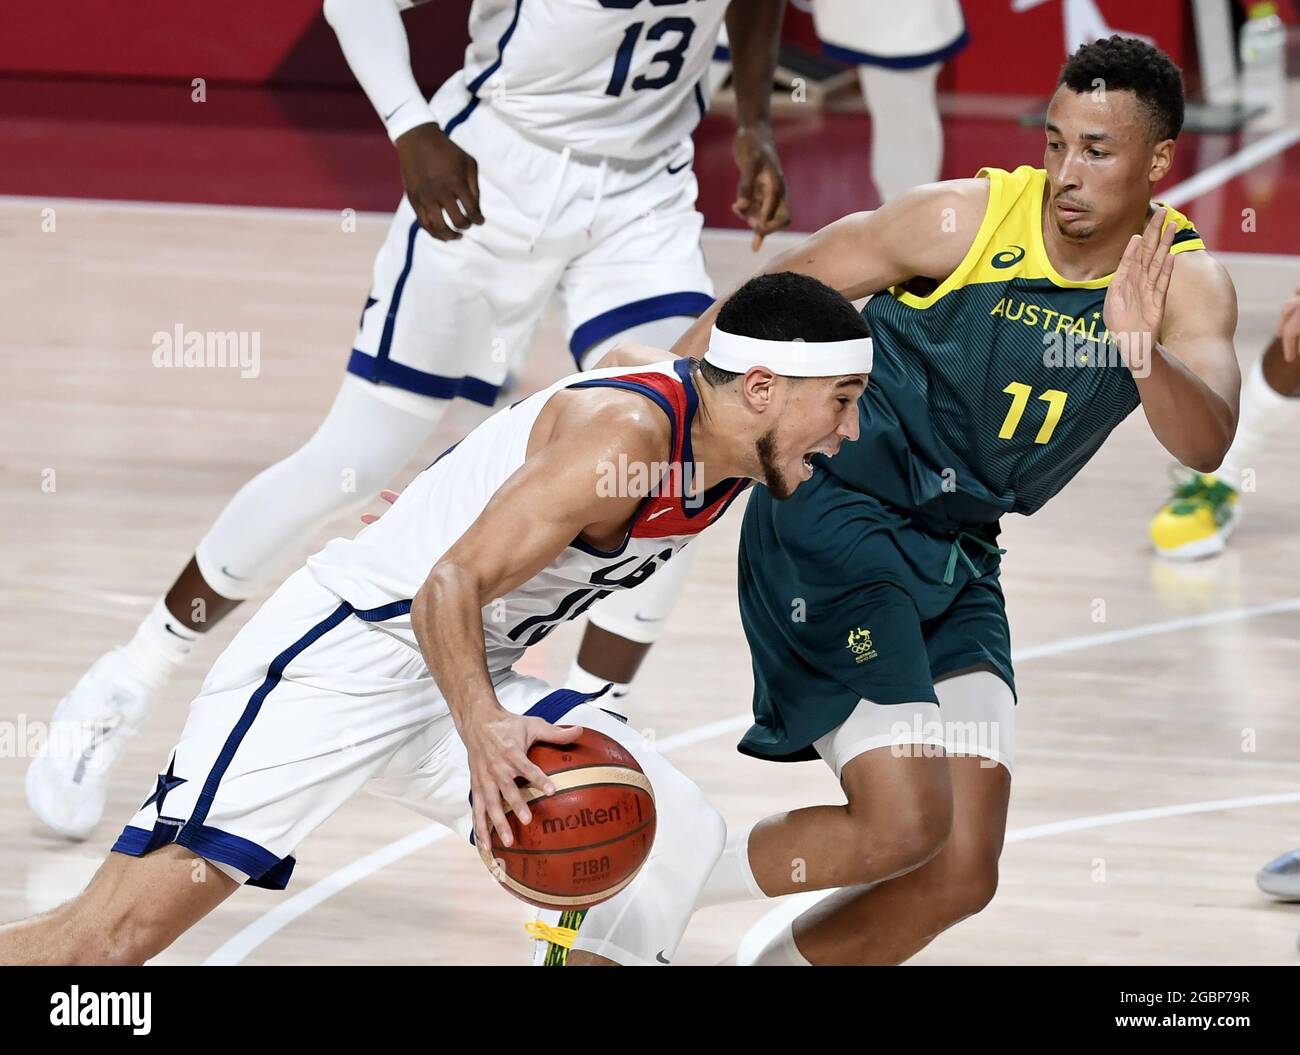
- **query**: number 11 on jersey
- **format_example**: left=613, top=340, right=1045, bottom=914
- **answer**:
left=998, top=382, right=1068, bottom=445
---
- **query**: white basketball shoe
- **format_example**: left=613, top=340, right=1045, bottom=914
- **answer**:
left=26, top=650, right=156, bottom=839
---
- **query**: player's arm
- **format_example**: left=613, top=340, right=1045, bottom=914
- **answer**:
left=411, top=400, right=665, bottom=848
left=1105, top=210, right=1240, bottom=472
left=726, top=0, right=790, bottom=248
left=323, top=0, right=483, bottom=241
left=671, top=179, right=989, bottom=358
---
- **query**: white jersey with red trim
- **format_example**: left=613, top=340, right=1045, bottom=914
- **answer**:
left=306, top=359, right=747, bottom=672
left=452, top=0, right=729, bottom=160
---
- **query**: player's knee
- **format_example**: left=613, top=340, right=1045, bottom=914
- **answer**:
left=928, top=845, right=1001, bottom=924
left=843, top=780, right=954, bottom=882
left=859, top=809, right=951, bottom=882
left=650, top=762, right=726, bottom=882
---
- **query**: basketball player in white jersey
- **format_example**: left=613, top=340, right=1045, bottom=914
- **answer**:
left=0, top=275, right=871, bottom=966
left=27, top=0, right=791, bottom=839
left=812, top=0, right=967, bottom=201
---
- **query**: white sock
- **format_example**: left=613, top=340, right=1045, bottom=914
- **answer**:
left=1216, top=354, right=1298, bottom=493
left=565, top=661, right=630, bottom=718
left=696, top=822, right=768, bottom=909
left=119, top=598, right=202, bottom=692
left=750, top=919, right=813, bottom=967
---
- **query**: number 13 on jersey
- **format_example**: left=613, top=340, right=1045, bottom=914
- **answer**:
left=998, top=382, right=1068, bottom=445
left=602, top=0, right=707, bottom=97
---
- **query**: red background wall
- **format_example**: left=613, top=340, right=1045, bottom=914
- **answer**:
left=0, top=0, right=470, bottom=86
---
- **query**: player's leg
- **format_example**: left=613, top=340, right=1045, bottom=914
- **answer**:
left=560, top=144, right=714, bottom=700
left=1150, top=324, right=1300, bottom=559
left=747, top=667, right=1013, bottom=965
left=811, top=0, right=965, bottom=201
left=0, top=844, right=237, bottom=965
left=10, top=568, right=442, bottom=962
left=700, top=703, right=955, bottom=911
left=858, top=62, right=944, bottom=202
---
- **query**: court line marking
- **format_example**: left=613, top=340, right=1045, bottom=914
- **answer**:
left=203, top=593, right=1300, bottom=965
left=1162, top=126, right=1300, bottom=207
left=735, top=789, right=1300, bottom=965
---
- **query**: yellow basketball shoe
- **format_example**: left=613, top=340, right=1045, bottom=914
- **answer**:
left=526, top=909, right=586, bottom=966
left=1149, top=469, right=1241, bottom=561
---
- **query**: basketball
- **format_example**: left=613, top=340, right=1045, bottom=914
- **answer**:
left=484, top=729, right=657, bottom=911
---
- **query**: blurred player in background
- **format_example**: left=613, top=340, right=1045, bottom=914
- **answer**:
left=813, top=0, right=967, bottom=201
left=1149, top=284, right=1300, bottom=559
left=27, top=0, right=791, bottom=840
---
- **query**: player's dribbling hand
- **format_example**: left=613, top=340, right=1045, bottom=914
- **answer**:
left=465, top=710, right=583, bottom=849
left=395, top=123, right=485, bottom=241
left=732, top=125, right=790, bottom=252
left=1104, top=206, right=1176, bottom=371
left=1277, top=283, right=1300, bottom=363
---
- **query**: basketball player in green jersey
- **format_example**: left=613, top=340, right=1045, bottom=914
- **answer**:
left=578, top=36, right=1240, bottom=967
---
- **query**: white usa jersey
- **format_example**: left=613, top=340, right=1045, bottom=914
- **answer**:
left=307, top=359, right=748, bottom=672
left=450, top=0, right=729, bottom=160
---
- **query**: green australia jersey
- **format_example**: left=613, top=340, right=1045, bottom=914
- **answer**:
left=828, top=164, right=1206, bottom=529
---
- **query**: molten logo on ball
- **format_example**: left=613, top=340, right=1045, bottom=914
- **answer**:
left=486, top=728, right=657, bottom=911
left=541, top=804, right=623, bottom=834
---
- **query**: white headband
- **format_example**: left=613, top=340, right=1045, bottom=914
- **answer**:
left=704, top=325, right=873, bottom=377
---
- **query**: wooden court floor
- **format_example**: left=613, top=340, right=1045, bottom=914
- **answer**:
left=1, top=199, right=1298, bottom=964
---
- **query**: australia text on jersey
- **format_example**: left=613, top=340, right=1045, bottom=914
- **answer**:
left=991, top=296, right=1155, bottom=376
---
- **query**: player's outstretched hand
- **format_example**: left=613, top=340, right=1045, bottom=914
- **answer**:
left=395, top=123, right=485, bottom=241
left=1277, top=283, right=1300, bottom=363
left=465, top=711, right=583, bottom=850
left=732, top=125, right=790, bottom=251
left=360, top=489, right=400, bottom=524
left=1104, top=206, right=1175, bottom=370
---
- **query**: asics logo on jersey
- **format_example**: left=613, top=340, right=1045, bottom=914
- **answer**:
left=991, top=245, right=1026, bottom=269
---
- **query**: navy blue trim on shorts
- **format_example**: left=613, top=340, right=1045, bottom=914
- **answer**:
left=113, top=595, right=418, bottom=888
left=113, top=819, right=298, bottom=890
left=186, top=603, right=355, bottom=835
left=820, top=26, right=970, bottom=70
left=375, top=221, right=421, bottom=371
left=692, top=80, right=706, bottom=120
left=349, top=3, right=521, bottom=411
left=347, top=349, right=502, bottom=407
left=568, top=291, right=714, bottom=364
left=523, top=684, right=613, bottom=725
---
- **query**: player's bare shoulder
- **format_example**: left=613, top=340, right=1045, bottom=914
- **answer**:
left=529, top=376, right=673, bottom=465
left=1164, top=246, right=1238, bottom=340
left=895, top=177, right=991, bottom=273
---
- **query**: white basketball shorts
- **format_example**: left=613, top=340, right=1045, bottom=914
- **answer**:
left=112, top=567, right=630, bottom=889
left=813, top=0, right=969, bottom=68
left=347, top=79, right=714, bottom=409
